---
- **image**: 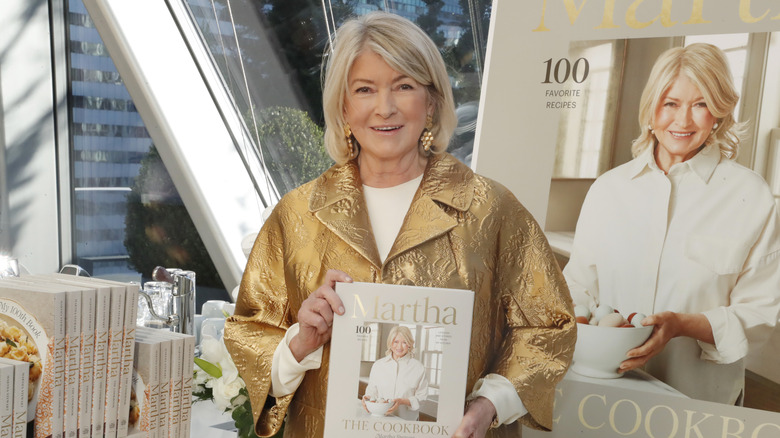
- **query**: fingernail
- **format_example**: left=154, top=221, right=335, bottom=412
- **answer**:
left=339, top=306, right=345, bottom=314
left=346, top=276, right=353, bottom=282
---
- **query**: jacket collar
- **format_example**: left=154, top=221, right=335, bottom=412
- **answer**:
left=309, top=153, right=475, bottom=267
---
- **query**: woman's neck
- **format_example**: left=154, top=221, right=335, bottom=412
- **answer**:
left=358, top=153, right=427, bottom=188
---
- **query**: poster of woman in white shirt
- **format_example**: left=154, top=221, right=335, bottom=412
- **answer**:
left=560, top=36, right=780, bottom=407
left=359, top=324, right=436, bottom=421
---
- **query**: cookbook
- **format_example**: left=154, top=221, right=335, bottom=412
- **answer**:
left=323, top=282, right=474, bottom=438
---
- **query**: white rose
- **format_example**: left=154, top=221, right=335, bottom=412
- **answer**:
left=211, top=374, right=246, bottom=411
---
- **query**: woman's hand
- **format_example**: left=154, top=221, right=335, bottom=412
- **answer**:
left=361, top=395, right=370, bottom=413
left=289, top=269, right=352, bottom=362
left=452, top=397, right=496, bottom=438
left=619, top=311, right=714, bottom=373
left=386, top=398, right=410, bottom=415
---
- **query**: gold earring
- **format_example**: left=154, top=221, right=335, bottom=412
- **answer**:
left=344, top=123, right=356, bottom=159
left=421, top=115, right=434, bottom=152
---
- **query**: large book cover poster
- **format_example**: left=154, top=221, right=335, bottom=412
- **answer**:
left=323, top=282, right=474, bottom=438
left=475, top=0, right=780, bottom=226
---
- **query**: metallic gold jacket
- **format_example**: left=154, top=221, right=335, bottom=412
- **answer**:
left=224, top=153, right=576, bottom=438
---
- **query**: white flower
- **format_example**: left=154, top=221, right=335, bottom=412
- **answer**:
left=194, top=335, right=247, bottom=412
left=212, top=373, right=246, bottom=411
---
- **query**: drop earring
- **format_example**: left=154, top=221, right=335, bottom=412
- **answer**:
left=421, top=115, right=434, bottom=153
left=648, top=124, right=654, bottom=135
left=344, top=123, right=356, bottom=159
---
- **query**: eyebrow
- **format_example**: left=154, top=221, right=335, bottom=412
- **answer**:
left=349, top=74, right=412, bottom=86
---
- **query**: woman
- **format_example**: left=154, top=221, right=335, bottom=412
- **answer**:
left=361, top=326, right=428, bottom=421
left=224, top=11, right=575, bottom=438
left=564, top=43, right=780, bottom=405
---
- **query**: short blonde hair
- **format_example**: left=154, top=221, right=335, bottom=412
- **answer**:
left=632, top=43, right=747, bottom=159
left=322, top=11, right=457, bottom=164
left=385, top=325, right=415, bottom=358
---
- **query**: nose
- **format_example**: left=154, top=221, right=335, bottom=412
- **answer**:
left=674, top=106, right=692, bottom=127
left=376, top=89, right=397, bottom=119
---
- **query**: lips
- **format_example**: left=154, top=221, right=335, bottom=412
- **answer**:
left=670, top=131, right=694, bottom=138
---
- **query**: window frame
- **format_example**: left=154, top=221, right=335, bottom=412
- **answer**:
left=81, top=0, right=278, bottom=290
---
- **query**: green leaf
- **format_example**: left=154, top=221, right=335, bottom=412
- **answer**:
left=194, top=357, right=222, bottom=378
left=5, top=339, right=18, bottom=348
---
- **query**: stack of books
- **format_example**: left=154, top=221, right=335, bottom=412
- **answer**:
left=129, top=327, right=195, bottom=438
left=0, top=273, right=139, bottom=438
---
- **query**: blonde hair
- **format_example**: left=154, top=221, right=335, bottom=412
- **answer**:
left=632, top=43, right=747, bottom=159
left=322, top=11, right=457, bottom=164
left=385, top=325, right=415, bottom=358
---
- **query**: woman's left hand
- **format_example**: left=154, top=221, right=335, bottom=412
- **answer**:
left=619, top=311, right=714, bottom=373
left=386, top=398, right=410, bottom=415
left=452, top=397, right=496, bottom=438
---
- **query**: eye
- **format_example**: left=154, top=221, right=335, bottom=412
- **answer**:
left=354, top=86, right=372, bottom=94
left=694, top=101, right=708, bottom=108
left=398, top=83, right=415, bottom=91
left=663, top=101, right=677, bottom=108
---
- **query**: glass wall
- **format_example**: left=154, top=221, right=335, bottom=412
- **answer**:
left=183, top=0, right=492, bottom=195
left=68, top=0, right=225, bottom=294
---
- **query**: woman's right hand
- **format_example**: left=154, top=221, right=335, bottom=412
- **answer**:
left=289, top=269, right=351, bottom=362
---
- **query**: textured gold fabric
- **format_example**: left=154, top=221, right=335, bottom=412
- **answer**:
left=224, top=153, right=576, bottom=438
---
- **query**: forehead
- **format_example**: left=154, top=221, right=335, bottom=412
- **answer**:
left=661, top=75, right=703, bottom=98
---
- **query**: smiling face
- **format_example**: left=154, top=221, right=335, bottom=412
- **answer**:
left=390, top=333, right=411, bottom=360
left=652, top=75, right=717, bottom=172
left=344, top=50, right=431, bottom=180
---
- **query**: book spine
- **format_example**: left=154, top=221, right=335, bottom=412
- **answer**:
left=117, top=285, right=139, bottom=438
left=91, top=288, right=111, bottom=437
left=36, top=294, right=66, bottom=438
left=167, top=338, right=183, bottom=438
left=0, top=364, right=12, bottom=438
left=157, top=340, right=171, bottom=438
left=11, top=361, right=28, bottom=438
left=104, top=288, right=125, bottom=438
left=63, top=291, right=81, bottom=438
left=0, top=359, right=29, bottom=438
left=179, top=335, right=195, bottom=438
left=78, top=289, right=96, bottom=438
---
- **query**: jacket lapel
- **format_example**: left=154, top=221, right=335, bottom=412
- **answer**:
left=309, top=161, right=382, bottom=267
left=386, top=154, right=475, bottom=263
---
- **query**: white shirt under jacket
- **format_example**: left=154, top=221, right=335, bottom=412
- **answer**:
left=270, top=174, right=529, bottom=426
left=563, top=144, right=780, bottom=404
left=364, top=354, right=428, bottom=420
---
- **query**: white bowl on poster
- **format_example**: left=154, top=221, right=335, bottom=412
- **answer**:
left=571, top=322, right=653, bottom=379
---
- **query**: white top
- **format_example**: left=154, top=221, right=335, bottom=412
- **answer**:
left=270, top=173, right=528, bottom=425
left=364, top=354, right=428, bottom=420
left=363, top=174, right=423, bottom=262
left=563, top=144, right=780, bottom=404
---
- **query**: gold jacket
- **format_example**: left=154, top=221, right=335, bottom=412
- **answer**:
left=224, top=153, right=576, bottom=438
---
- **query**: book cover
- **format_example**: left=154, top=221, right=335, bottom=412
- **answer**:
left=0, top=280, right=66, bottom=438
left=0, top=362, right=12, bottom=438
left=129, top=335, right=161, bottom=438
left=0, top=358, right=30, bottom=438
left=323, top=282, right=474, bottom=438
